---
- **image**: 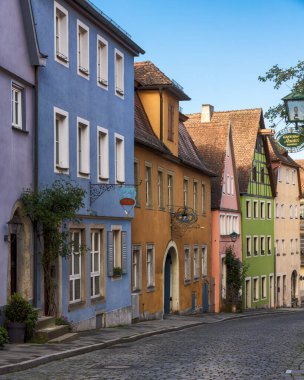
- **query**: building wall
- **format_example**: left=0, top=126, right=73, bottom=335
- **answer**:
left=275, top=164, right=301, bottom=307
left=242, top=141, right=275, bottom=308
left=132, top=145, right=212, bottom=319
left=0, top=0, right=35, bottom=308
left=31, top=0, right=136, bottom=327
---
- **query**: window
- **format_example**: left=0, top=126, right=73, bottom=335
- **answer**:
left=183, top=178, right=189, bottom=207
left=193, top=181, right=198, bottom=213
left=202, top=245, right=207, bottom=276
left=231, top=176, right=234, bottom=195
left=290, top=239, right=294, bottom=254
left=69, top=230, right=82, bottom=303
left=77, top=118, right=90, bottom=177
left=115, top=49, right=124, bottom=96
left=146, top=244, right=155, bottom=288
left=145, top=164, right=153, bottom=207
left=253, top=201, right=258, bottom=219
left=184, top=246, right=191, bottom=282
left=260, top=236, right=265, bottom=255
left=54, top=2, right=68, bottom=65
left=286, top=168, right=289, bottom=184
left=282, top=239, right=285, bottom=255
left=54, top=107, right=69, bottom=173
left=115, top=134, right=125, bottom=183
left=253, top=277, right=259, bottom=301
left=289, top=205, right=293, bottom=219
left=252, top=166, right=257, bottom=181
left=296, top=239, right=299, bottom=254
left=275, top=239, right=279, bottom=255
left=90, top=230, right=102, bottom=298
left=97, top=127, right=109, bottom=181
left=11, top=84, right=24, bottom=130
left=292, top=169, right=296, bottom=185
left=276, top=203, right=279, bottom=218
left=168, top=173, right=174, bottom=211
left=227, top=175, right=230, bottom=194
left=260, top=168, right=265, bottom=184
left=202, top=183, right=206, bottom=215
left=157, top=169, right=164, bottom=209
left=107, top=228, right=127, bottom=277
left=253, top=236, right=258, bottom=256
left=132, top=245, right=141, bottom=292
left=77, top=20, right=89, bottom=78
left=220, top=214, right=226, bottom=235
left=267, top=236, right=272, bottom=255
left=134, top=159, right=141, bottom=206
left=193, top=245, right=199, bottom=279
left=261, top=276, right=266, bottom=299
left=246, top=236, right=251, bottom=257
left=246, top=200, right=251, bottom=218
left=278, top=167, right=282, bottom=182
left=97, top=36, right=108, bottom=88
left=281, top=204, right=285, bottom=218
left=168, top=104, right=174, bottom=141
left=267, top=202, right=271, bottom=219
left=233, top=215, right=239, bottom=234
left=295, top=205, right=298, bottom=219
left=222, top=177, right=226, bottom=194
left=260, top=202, right=265, bottom=219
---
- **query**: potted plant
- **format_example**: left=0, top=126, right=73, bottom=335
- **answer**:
left=0, top=327, right=9, bottom=349
left=113, top=266, right=122, bottom=277
left=4, top=293, right=38, bottom=343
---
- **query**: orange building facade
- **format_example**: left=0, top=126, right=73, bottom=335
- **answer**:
left=131, top=62, right=215, bottom=320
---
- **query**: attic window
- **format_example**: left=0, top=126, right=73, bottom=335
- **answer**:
left=168, top=105, right=174, bottom=141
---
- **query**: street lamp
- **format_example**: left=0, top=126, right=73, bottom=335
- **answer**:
left=229, top=231, right=239, bottom=243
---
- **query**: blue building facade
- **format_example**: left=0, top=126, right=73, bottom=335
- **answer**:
left=0, top=0, right=45, bottom=317
left=30, top=0, right=143, bottom=329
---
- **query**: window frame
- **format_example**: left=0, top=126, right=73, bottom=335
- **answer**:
left=193, top=180, right=198, bottom=213
left=90, top=229, right=103, bottom=299
left=193, top=245, right=200, bottom=280
left=77, top=19, right=90, bottom=79
left=202, top=183, right=206, bottom=216
left=261, top=276, right=267, bottom=299
left=134, top=158, right=141, bottom=207
left=145, top=162, right=153, bottom=208
left=167, top=172, right=174, bottom=212
left=246, top=236, right=251, bottom=257
left=115, top=133, right=125, bottom=183
left=146, top=244, right=155, bottom=289
left=253, top=277, right=259, bottom=302
left=11, top=83, right=24, bottom=130
left=54, top=107, right=69, bottom=174
left=97, top=126, right=109, bottom=182
left=69, top=230, right=83, bottom=304
left=157, top=168, right=165, bottom=209
left=184, top=245, right=191, bottom=283
left=114, top=48, right=124, bottom=98
left=183, top=177, right=189, bottom=207
left=132, top=245, right=142, bottom=292
left=54, top=1, right=69, bottom=67
left=96, top=35, right=108, bottom=89
left=202, top=244, right=207, bottom=277
left=246, top=200, right=251, bottom=218
left=267, top=235, right=272, bottom=255
left=77, top=117, right=90, bottom=178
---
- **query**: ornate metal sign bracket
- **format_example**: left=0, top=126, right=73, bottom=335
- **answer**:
left=90, top=182, right=139, bottom=206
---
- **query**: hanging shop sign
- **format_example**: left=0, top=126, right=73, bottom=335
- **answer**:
left=276, top=127, right=304, bottom=153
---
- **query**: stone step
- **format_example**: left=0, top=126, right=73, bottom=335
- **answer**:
left=35, top=316, right=56, bottom=330
left=48, top=332, right=79, bottom=344
left=33, top=324, right=69, bottom=342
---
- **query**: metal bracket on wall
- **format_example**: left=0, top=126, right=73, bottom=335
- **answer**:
left=89, top=182, right=141, bottom=206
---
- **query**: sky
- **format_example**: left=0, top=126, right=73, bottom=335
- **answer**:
left=92, top=0, right=304, bottom=158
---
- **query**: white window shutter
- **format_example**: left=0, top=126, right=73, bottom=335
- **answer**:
left=107, top=231, right=114, bottom=276
left=121, top=231, right=127, bottom=274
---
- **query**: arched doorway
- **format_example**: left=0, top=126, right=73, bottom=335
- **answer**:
left=163, top=242, right=179, bottom=314
left=291, top=270, right=298, bottom=300
left=8, top=205, right=33, bottom=302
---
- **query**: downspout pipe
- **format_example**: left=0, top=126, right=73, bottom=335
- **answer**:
left=159, top=87, right=163, bottom=142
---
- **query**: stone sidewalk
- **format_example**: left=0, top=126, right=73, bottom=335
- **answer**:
left=0, top=308, right=299, bottom=376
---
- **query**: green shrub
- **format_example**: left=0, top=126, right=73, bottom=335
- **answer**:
left=5, top=293, right=38, bottom=340
left=0, top=326, right=9, bottom=347
left=55, top=315, right=73, bottom=332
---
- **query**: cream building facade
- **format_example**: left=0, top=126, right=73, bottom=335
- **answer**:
left=269, top=138, right=301, bottom=307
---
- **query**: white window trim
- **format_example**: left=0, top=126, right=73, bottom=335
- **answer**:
left=96, top=35, right=108, bottom=89
left=183, top=176, right=189, bottom=207
left=146, top=244, right=155, bottom=289
left=132, top=244, right=142, bottom=292
left=193, top=244, right=200, bottom=280
left=253, top=200, right=258, bottom=219
left=202, top=244, right=207, bottom=277
left=246, top=199, right=251, bottom=219
left=261, top=275, right=267, bottom=300
left=69, top=230, right=82, bottom=304
left=115, top=133, right=125, bottom=183
left=245, top=277, right=251, bottom=308
left=97, top=126, right=109, bottom=182
left=114, top=48, right=124, bottom=98
left=54, top=106, right=69, bottom=174
left=253, top=235, right=259, bottom=256
left=77, top=116, right=90, bottom=178
left=246, top=235, right=251, bottom=257
left=260, top=201, right=265, bottom=219
left=253, top=276, right=259, bottom=302
left=184, top=245, right=191, bottom=283
left=11, top=82, right=23, bottom=130
left=54, top=1, right=69, bottom=67
left=260, top=235, right=265, bottom=255
left=267, top=202, right=272, bottom=219
left=90, top=230, right=102, bottom=299
left=77, top=19, right=90, bottom=79
left=267, top=235, right=272, bottom=255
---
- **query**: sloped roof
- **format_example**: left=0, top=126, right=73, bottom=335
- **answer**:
left=267, top=136, right=300, bottom=168
left=295, top=160, right=304, bottom=197
left=134, top=61, right=190, bottom=100
left=184, top=119, right=230, bottom=208
left=134, top=93, right=215, bottom=177
left=185, top=108, right=264, bottom=193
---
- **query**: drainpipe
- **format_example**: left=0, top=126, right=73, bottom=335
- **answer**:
left=33, top=65, right=39, bottom=307
left=159, top=87, right=163, bottom=142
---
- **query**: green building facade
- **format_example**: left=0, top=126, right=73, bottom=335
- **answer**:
left=242, top=135, right=275, bottom=309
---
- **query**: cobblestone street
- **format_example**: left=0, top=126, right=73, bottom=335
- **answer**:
left=2, top=311, right=304, bottom=380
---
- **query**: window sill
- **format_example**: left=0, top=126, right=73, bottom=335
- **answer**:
left=78, top=171, right=90, bottom=178
left=283, top=253, right=286, bottom=256
left=193, top=277, right=200, bottom=282
left=111, top=275, right=122, bottom=280
left=91, top=296, right=105, bottom=305
left=277, top=253, right=280, bottom=256
left=145, top=205, right=154, bottom=210
left=12, top=126, right=28, bottom=134
left=184, top=280, right=191, bottom=286
left=56, top=52, right=69, bottom=63
left=291, top=252, right=294, bottom=255
left=98, top=78, right=108, bottom=88
left=146, top=286, right=155, bottom=293
left=55, top=165, right=69, bottom=173
left=131, top=289, right=142, bottom=294
left=68, top=300, right=86, bottom=312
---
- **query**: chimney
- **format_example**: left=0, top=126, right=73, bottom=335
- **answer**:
left=201, top=104, right=214, bottom=123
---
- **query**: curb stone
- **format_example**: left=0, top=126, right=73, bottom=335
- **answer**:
left=0, top=309, right=300, bottom=376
